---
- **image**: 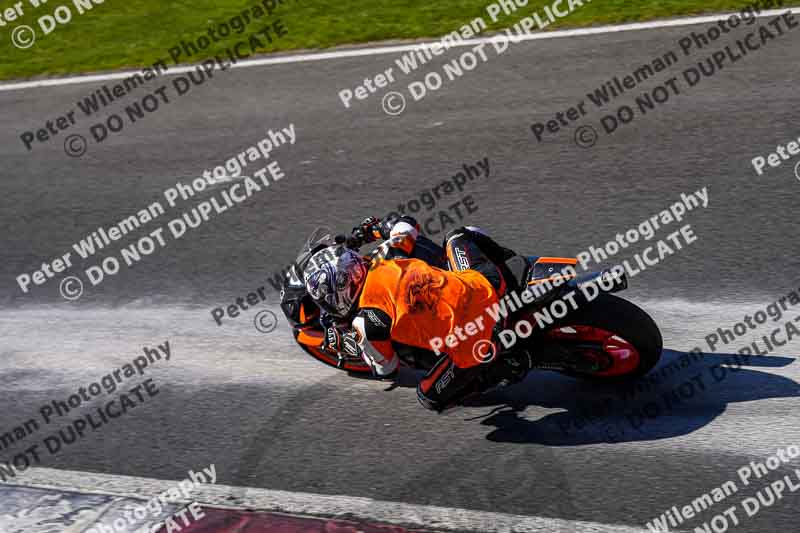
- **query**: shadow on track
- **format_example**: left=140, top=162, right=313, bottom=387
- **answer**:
left=462, top=350, right=800, bottom=445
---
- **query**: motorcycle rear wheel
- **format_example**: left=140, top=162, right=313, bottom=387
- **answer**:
left=543, top=294, right=663, bottom=381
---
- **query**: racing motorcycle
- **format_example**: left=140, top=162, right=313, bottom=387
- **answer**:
left=280, top=227, right=663, bottom=381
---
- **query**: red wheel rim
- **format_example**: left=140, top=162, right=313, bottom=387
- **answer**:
left=545, top=325, right=640, bottom=376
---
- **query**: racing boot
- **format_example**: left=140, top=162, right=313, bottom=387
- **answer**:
left=483, top=350, right=533, bottom=388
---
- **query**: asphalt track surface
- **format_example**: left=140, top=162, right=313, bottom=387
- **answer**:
left=2, top=10, right=800, bottom=533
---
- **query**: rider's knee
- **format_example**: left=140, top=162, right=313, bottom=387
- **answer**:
left=445, top=226, right=490, bottom=247
left=444, top=226, right=469, bottom=246
left=464, top=225, right=488, bottom=236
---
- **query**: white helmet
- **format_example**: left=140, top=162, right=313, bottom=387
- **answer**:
left=303, top=246, right=368, bottom=318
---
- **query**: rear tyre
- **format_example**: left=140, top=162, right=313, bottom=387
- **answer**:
left=546, top=294, right=663, bottom=381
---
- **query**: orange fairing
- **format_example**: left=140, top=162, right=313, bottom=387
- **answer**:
left=536, top=257, right=577, bottom=265
left=296, top=328, right=324, bottom=347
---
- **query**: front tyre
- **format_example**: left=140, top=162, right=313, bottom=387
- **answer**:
left=545, top=294, right=663, bottom=381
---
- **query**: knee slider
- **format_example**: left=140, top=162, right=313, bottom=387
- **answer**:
left=416, top=385, right=444, bottom=412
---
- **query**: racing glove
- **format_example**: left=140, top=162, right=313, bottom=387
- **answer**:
left=321, top=322, right=361, bottom=360
left=350, top=216, right=384, bottom=248
left=325, top=323, right=399, bottom=380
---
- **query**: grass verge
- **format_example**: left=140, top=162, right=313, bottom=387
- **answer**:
left=0, top=0, right=795, bottom=80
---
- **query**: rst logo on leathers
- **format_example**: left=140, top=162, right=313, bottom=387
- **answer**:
left=454, top=247, right=470, bottom=270
left=435, top=365, right=455, bottom=394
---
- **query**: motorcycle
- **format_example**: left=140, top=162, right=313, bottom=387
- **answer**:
left=280, top=227, right=663, bottom=381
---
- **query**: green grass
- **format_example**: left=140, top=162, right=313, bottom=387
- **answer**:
left=0, top=0, right=795, bottom=80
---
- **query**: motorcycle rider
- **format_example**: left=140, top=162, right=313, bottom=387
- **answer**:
left=303, top=216, right=532, bottom=412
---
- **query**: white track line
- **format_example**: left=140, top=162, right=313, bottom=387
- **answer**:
left=5, top=467, right=668, bottom=533
left=1, top=7, right=799, bottom=92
